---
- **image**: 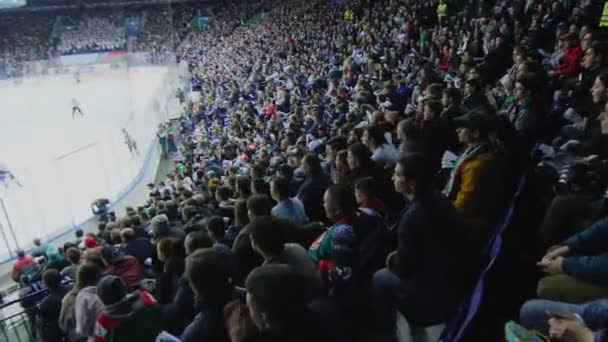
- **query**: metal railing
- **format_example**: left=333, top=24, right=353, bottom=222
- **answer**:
left=0, top=288, right=47, bottom=342
left=0, top=280, right=73, bottom=342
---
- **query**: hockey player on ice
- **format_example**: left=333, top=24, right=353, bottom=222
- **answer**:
left=71, top=98, right=83, bottom=118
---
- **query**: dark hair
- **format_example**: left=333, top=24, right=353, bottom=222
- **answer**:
left=302, top=153, right=322, bottom=175
left=465, top=78, right=480, bottom=90
left=17, top=250, right=25, bottom=258
left=130, top=215, right=142, bottom=227
left=398, top=118, right=422, bottom=140
left=182, top=205, right=199, bottom=222
left=248, top=217, right=287, bottom=256
left=147, top=207, right=158, bottom=218
left=186, top=248, right=232, bottom=300
left=42, top=269, right=62, bottom=289
left=77, top=263, right=101, bottom=289
left=66, top=247, right=81, bottom=265
left=489, top=115, right=517, bottom=151
left=326, top=184, right=356, bottom=217
left=236, top=176, right=252, bottom=199
left=327, top=136, right=348, bottom=151
left=276, top=164, right=294, bottom=180
left=516, top=74, right=539, bottom=94
left=75, top=229, right=84, bottom=238
left=590, top=41, right=608, bottom=62
left=234, top=199, right=250, bottom=227
left=443, top=87, right=462, bottom=106
left=598, top=72, right=608, bottom=88
left=271, top=177, right=290, bottom=199
left=185, top=231, right=213, bottom=254
left=251, top=164, right=265, bottom=179
left=252, top=178, right=271, bottom=196
left=247, top=194, right=274, bottom=217
left=206, top=216, right=226, bottom=239
left=348, top=143, right=372, bottom=167
left=396, top=153, right=434, bottom=197
left=365, top=125, right=387, bottom=146
left=354, top=177, right=377, bottom=198
left=425, top=100, right=443, bottom=116
left=217, top=186, right=232, bottom=200
left=245, top=264, right=308, bottom=328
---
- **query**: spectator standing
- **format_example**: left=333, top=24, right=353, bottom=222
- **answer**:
left=12, top=249, right=35, bottom=282
left=297, top=153, right=332, bottom=222
left=149, top=214, right=186, bottom=241
left=121, top=228, right=154, bottom=267
left=100, top=246, right=144, bottom=292
left=181, top=248, right=233, bottom=342
left=93, top=276, right=162, bottom=341
left=38, top=269, right=72, bottom=342
left=19, top=274, right=46, bottom=339
left=206, top=215, right=232, bottom=250
left=32, top=238, right=51, bottom=258
left=232, top=195, right=269, bottom=283
left=225, top=199, right=249, bottom=247
left=155, top=237, right=186, bottom=305
left=73, top=263, right=103, bottom=339
left=60, top=247, right=80, bottom=280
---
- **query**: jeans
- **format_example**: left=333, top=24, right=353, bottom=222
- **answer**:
left=373, top=268, right=409, bottom=333
left=519, top=299, right=584, bottom=334
left=374, top=267, right=452, bottom=331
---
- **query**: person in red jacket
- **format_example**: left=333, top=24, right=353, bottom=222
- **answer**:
left=550, top=33, right=583, bottom=78
left=100, top=246, right=144, bottom=292
left=12, top=250, right=35, bottom=282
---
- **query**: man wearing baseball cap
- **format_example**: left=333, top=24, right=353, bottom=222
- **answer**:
left=443, top=111, right=506, bottom=234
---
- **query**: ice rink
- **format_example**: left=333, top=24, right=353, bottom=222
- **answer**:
left=0, top=66, right=173, bottom=262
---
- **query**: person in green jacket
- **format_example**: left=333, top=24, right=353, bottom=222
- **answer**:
left=308, top=185, right=359, bottom=291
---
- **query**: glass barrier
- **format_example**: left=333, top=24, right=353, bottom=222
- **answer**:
left=0, top=57, right=187, bottom=262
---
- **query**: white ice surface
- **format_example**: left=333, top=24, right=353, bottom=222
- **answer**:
left=0, top=67, right=168, bottom=261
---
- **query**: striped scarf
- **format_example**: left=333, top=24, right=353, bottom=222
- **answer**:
left=443, top=143, right=487, bottom=199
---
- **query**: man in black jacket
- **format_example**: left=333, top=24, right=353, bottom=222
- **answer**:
left=297, top=153, right=332, bottom=222
left=181, top=249, right=233, bottom=342
left=38, top=269, right=72, bottom=342
left=121, top=228, right=154, bottom=267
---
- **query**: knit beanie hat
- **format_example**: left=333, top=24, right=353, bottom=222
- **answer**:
left=97, top=275, right=127, bottom=306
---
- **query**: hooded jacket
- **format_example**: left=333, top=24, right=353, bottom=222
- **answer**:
left=104, top=255, right=144, bottom=292
left=93, top=291, right=161, bottom=342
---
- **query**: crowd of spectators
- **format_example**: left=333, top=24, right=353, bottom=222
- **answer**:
left=0, top=4, right=201, bottom=73
left=57, top=15, right=126, bottom=55
left=6, top=0, right=608, bottom=341
left=0, top=12, right=55, bottom=75
left=131, top=9, right=179, bottom=57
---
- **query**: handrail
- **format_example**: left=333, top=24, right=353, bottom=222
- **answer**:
left=0, top=280, right=74, bottom=310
